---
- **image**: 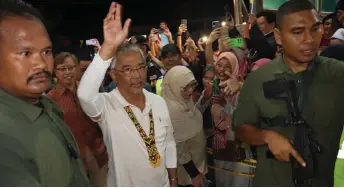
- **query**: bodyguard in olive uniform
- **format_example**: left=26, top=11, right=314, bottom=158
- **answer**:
left=234, top=1, right=344, bottom=186
left=0, top=0, right=89, bottom=186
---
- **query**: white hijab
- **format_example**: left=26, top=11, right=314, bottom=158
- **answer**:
left=161, top=66, right=203, bottom=143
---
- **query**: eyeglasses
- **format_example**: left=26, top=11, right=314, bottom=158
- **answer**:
left=56, top=66, right=76, bottom=72
left=114, top=64, right=147, bottom=76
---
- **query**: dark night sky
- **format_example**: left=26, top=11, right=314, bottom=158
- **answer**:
left=25, top=0, right=248, bottom=45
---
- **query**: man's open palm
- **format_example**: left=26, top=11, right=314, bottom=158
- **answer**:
left=103, top=2, right=131, bottom=49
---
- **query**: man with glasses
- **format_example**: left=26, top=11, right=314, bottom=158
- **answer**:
left=106, top=35, right=154, bottom=93
left=47, top=52, right=108, bottom=186
left=77, top=3, right=177, bottom=186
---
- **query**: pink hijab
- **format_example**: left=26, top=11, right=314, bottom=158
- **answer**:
left=250, top=58, right=271, bottom=71
left=212, top=52, right=240, bottom=150
left=214, top=52, right=239, bottom=77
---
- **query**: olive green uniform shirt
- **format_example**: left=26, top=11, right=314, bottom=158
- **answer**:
left=0, top=89, right=89, bottom=186
left=233, top=55, right=344, bottom=186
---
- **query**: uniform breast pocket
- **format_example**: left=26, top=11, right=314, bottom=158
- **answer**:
left=310, top=83, right=338, bottom=122
left=35, top=128, right=72, bottom=186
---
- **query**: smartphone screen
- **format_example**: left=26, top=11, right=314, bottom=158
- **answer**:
left=86, top=39, right=96, bottom=46
left=227, top=37, right=244, bottom=48
left=181, top=19, right=187, bottom=25
left=212, top=21, right=221, bottom=29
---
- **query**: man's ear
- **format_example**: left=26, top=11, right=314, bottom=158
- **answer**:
left=274, top=28, right=282, bottom=46
left=109, top=71, right=117, bottom=83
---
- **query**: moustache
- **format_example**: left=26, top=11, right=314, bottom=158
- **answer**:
left=27, top=71, right=53, bottom=84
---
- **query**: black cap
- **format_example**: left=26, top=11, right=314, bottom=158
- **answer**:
left=130, top=35, right=148, bottom=45
left=161, top=44, right=181, bottom=58
left=75, top=46, right=95, bottom=61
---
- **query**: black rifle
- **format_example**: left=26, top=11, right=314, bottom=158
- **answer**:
left=263, top=78, right=321, bottom=186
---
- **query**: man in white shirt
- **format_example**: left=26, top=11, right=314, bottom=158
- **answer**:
left=77, top=2, right=177, bottom=187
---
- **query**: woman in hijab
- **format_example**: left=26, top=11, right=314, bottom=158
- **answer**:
left=212, top=51, right=255, bottom=187
left=161, top=66, right=207, bottom=187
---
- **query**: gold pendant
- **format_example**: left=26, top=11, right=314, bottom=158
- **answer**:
left=149, top=154, right=161, bottom=168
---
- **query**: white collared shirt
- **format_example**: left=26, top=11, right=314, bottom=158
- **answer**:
left=77, top=54, right=177, bottom=187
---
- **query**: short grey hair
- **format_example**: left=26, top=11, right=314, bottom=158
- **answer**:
left=110, top=43, right=146, bottom=70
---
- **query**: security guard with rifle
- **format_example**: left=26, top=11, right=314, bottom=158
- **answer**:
left=233, top=0, right=344, bottom=186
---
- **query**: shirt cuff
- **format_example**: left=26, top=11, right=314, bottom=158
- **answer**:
left=93, top=53, right=113, bottom=69
left=165, top=144, right=177, bottom=168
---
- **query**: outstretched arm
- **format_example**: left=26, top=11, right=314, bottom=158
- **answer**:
left=77, top=2, right=131, bottom=121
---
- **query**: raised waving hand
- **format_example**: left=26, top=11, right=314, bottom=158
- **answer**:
left=99, top=2, right=131, bottom=60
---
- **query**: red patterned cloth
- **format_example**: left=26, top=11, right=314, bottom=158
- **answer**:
left=48, top=83, right=108, bottom=171
left=211, top=103, right=231, bottom=150
left=212, top=129, right=228, bottom=150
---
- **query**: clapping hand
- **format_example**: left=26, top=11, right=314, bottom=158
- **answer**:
left=99, top=2, right=131, bottom=61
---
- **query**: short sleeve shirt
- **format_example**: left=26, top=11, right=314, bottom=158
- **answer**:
left=233, top=55, right=344, bottom=186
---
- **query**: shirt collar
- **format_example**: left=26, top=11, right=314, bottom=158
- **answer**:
left=0, top=89, right=52, bottom=122
left=272, top=54, right=320, bottom=75
left=55, top=81, right=79, bottom=96
left=113, top=88, right=152, bottom=110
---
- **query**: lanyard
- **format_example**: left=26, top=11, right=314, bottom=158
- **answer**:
left=124, top=106, right=161, bottom=168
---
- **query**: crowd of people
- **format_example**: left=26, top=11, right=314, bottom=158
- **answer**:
left=2, top=0, right=344, bottom=187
